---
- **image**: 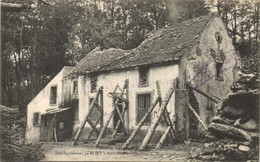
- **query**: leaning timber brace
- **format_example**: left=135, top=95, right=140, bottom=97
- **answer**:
left=95, top=79, right=129, bottom=147
left=139, top=79, right=176, bottom=151
left=72, top=86, right=103, bottom=145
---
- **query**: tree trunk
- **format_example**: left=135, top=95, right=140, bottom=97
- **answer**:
left=208, top=123, right=253, bottom=144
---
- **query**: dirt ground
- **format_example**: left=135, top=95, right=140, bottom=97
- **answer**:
left=41, top=140, right=203, bottom=161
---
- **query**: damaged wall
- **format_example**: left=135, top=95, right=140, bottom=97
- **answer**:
left=179, top=16, right=241, bottom=133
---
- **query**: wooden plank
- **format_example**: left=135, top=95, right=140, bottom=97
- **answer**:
left=187, top=103, right=208, bottom=132
left=139, top=80, right=175, bottom=151
left=122, top=97, right=160, bottom=149
left=72, top=87, right=103, bottom=145
left=187, top=83, right=220, bottom=104
left=109, top=92, right=129, bottom=103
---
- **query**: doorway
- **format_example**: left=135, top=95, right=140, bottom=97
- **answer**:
left=113, top=98, right=124, bottom=133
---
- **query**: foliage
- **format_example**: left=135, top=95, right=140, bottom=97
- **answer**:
left=214, top=0, right=259, bottom=73
left=1, top=0, right=210, bottom=109
left=0, top=105, right=44, bottom=160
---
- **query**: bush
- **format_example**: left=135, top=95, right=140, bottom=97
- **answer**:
left=0, top=105, right=44, bottom=161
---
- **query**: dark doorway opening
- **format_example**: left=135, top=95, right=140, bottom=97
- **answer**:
left=113, top=98, right=124, bottom=133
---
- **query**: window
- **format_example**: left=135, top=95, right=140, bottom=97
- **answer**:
left=50, top=86, right=57, bottom=105
left=216, top=62, right=223, bottom=81
left=89, top=98, right=99, bottom=122
left=73, top=80, right=78, bottom=94
left=136, top=93, right=151, bottom=125
left=139, top=67, right=149, bottom=87
left=90, top=74, right=98, bottom=93
left=33, top=112, right=40, bottom=127
left=215, top=32, right=222, bottom=43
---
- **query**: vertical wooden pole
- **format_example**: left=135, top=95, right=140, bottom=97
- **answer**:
left=139, top=80, right=175, bottom=151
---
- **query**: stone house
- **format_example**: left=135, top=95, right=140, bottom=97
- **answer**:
left=26, top=14, right=241, bottom=143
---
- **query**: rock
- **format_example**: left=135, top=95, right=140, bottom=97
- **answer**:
left=238, top=145, right=250, bottom=152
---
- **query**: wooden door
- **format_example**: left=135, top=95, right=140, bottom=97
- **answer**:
left=40, top=114, right=55, bottom=142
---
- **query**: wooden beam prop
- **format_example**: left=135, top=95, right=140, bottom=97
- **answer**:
left=187, top=103, right=208, bottom=132
left=122, top=81, right=161, bottom=150
left=164, top=109, right=177, bottom=142
left=122, top=97, right=160, bottom=149
left=86, top=118, right=100, bottom=135
left=87, top=114, right=102, bottom=140
left=208, top=123, right=253, bottom=144
left=155, top=116, right=176, bottom=149
left=95, top=80, right=128, bottom=147
left=139, top=80, right=176, bottom=151
left=112, top=103, right=128, bottom=138
left=187, top=83, right=220, bottom=104
left=1, top=2, right=30, bottom=12
left=115, top=104, right=128, bottom=135
left=72, top=86, right=103, bottom=145
left=108, top=92, right=129, bottom=103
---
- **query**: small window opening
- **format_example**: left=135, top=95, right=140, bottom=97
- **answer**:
left=136, top=93, right=151, bottom=125
left=33, top=112, right=40, bottom=127
left=73, top=80, right=78, bottom=94
left=50, top=86, right=57, bottom=105
left=90, top=74, right=98, bottom=93
left=215, top=32, right=222, bottom=43
left=216, top=62, right=224, bottom=81
left=139, top=67, right=149, bottom=87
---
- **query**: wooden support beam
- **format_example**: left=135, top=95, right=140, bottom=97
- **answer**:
left=94, top=102, right=102, bottom=112
left=122, top=96, right=160, bottom=149
left=187, top=83, right=220, bottom=104
left=1, top=2, right=31, bottom=12
left=108, top=92, right=129, bottom=103
left=115, top=104, right=128, bottom=135
left=86, top=118, right=100, bottom=135
left=95, top=80, right=128, bottom=147
left=87, top=114, right=102, bottom=140
left=112, top=104, right=128, bottom=138
left=156, top=127, right=171, bottom=149
left=164, top=110, right=176, bottom=142
left=155, top=116, right=177, bottom=149
left=187, top=103, right=208, bottom=132
left=72, top=87, right=102, bottom=145
left=162, top=110, right=174, bottom=143
left=139, top=80, right=175, bottom=151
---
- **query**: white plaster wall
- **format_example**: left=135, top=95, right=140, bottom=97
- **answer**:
left=26, top=68, right=65, bottom=143
left=77, top=64, right=178, bottom=132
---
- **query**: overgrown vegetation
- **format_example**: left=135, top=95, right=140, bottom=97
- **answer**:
left=2, top=0, right=259, bottom=111
left=0, top=105, right=44, bottom=160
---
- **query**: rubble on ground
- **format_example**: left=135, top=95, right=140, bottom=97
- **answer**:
left=190, top=73, right=259, bottom=161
